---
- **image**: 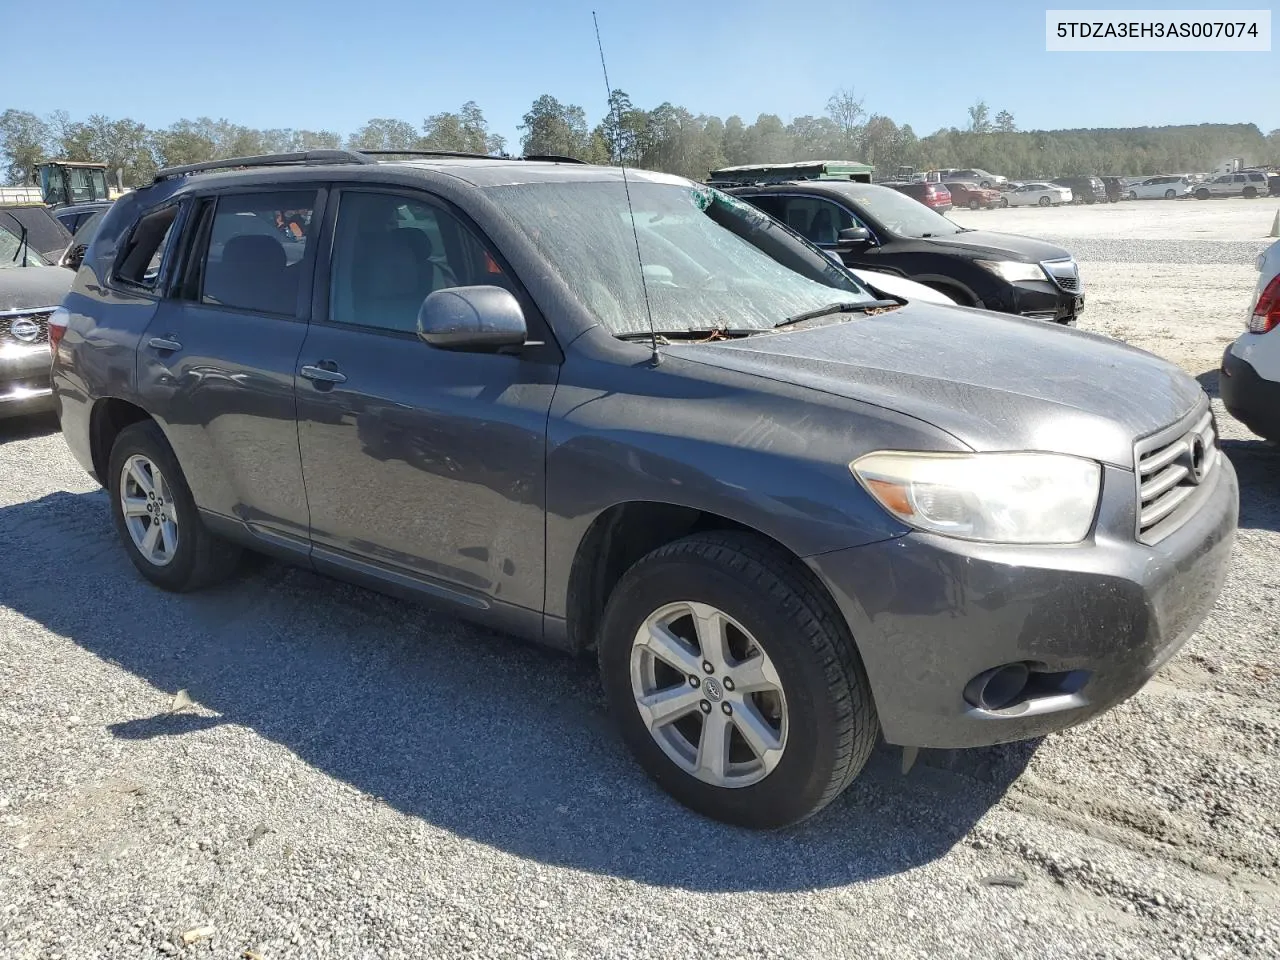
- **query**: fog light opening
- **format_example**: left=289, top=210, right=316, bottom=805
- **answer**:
left=966, top=662, right=1031, bottom=711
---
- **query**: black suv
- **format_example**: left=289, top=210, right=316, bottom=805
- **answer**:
left=729, top=180, right=1084, bottom=323
left=1051, top=176, right=1108, bottom=204
left=51, top=151, right=1233, bottom=828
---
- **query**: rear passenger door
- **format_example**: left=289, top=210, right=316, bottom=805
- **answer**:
left=294, top=187, right=558, bottom=616
left=136, top=187, right=324, bottom=546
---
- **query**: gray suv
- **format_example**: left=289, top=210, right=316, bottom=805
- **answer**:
left=51, top=151, right=1238, bottom=828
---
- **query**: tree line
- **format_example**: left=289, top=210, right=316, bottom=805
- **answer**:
left=2, top=91, right=1277, bottom=188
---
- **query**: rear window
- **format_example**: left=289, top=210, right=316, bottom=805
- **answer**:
left=0, top=206, right=71, bottom=258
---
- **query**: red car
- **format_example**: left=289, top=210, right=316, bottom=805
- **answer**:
left=886, top=180, right=952, bottom=212
left=944, top=181, right=1002, bottom=210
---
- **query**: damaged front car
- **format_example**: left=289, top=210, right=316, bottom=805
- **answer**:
left=0, top=216, right=72, bottom=419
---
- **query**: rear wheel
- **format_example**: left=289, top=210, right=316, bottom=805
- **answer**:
left=1243, top=186, right=1258, bottom=199
left=1164, top=189, right=1176, bottom=199
left=968, top=199, right=980, bottom=210
left=108, top=420, right=241, bottom=592
left=1038, top=195, right=1051, bottom=207
left=598, top=532, right=877, bottom=829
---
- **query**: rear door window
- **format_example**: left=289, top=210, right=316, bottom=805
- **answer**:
left=197, top=191, right=317, bottom=316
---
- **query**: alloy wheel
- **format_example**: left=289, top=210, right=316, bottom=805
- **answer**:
left=630, top=601, right=787, bottom=788
left=120, top=454, right=179, bottom=566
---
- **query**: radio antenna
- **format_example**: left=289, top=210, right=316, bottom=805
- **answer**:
left=593, top=11, right=659, bottom=365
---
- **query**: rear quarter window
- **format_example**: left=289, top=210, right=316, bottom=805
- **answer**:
left=114, top=204, right=181, bottom=291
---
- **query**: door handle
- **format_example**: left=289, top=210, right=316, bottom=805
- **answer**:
left=148, top=337, right=182, bottom=351
left=300, top=364, right=347, bottom=384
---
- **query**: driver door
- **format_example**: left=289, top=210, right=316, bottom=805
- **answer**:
left=294, top=187, right=560, bottom=616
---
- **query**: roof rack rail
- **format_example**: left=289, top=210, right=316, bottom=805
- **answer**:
left=522, top=154, right=586, bottom=164
left=153, top=150, right=373, bottom=183
left=358, top=149, right=500, bottom=160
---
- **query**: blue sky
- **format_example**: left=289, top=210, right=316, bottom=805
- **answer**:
left=10, top=0, right=1277, bottom=144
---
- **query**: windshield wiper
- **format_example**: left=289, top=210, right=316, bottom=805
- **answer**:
left=614, top=328, right=761, bottom=343
left=3, top=212, right=30, bottom=267
left=775, top=299, right=900, bottom=329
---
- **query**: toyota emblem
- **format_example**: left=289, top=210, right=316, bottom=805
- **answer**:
left=10, top=317, right=40, bottom=343
left=1187, top=434, right=1207, bottom=484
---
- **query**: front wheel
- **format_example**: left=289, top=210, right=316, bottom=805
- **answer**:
left=108, top=420, right=241, bottom=592
left=1243, top=186, right=1258, bottom=199
left=598, top=532, right=877, bottom=829
left=1164, top=189, right=1176, bottom=199
left=998, top=196, right=1009, bottom=208
left=1128, top=190, right=1138, bottom=200
left=1196, top=188, right=1211, bottom=200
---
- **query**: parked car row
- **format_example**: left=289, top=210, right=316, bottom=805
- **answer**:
left=8, top=150, right=1237, bottom=832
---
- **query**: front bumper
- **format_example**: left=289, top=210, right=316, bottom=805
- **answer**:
left=1220, top=343, right=1280, bottom=441
left=994, top=280, right=1083, bottom=324
left=808, top=457, right=1237, bottom=749
left=0, top=343, right=54, bottom=419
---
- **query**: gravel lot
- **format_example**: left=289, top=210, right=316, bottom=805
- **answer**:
left=2, top=198, right=1279, bottom=960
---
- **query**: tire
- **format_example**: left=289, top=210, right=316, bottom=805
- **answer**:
left=107, top=419, right=241, bottom=592
left=968, top=199, right=980, bottom=210
left=1164, top=189, right=1176, bottom=199
left=1038, top=196, right=1051, bottom=207
left=1196, top=188, right=1210, bottom=200
left=979, top=180, right=991, bottom=188
left=999, top=197, right=1009, bottom=208
left=1128, top=191, right=1138, bottom=200
left=1243, top=187, right=1257, bottom=199
left=598, top=531, right=877, bottom=829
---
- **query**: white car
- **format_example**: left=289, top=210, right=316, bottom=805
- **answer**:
left=849, top=268, right=955, bottom=305
left=1220, top=239, right=1280, bottom=440
left=1195, top=170, right=1270, bottom=200
left=1127, top=175, right=1193, bottom=200
left=1001, top=183, right=1072, bottom=207
left=819, top=252, right=958, bottom=305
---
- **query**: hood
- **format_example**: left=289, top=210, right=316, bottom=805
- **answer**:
left=665, top=304, right=1204, bottom=469
left=0, top=264, right=74, bottom=312
left=924, top=229, right=1070, bottom=262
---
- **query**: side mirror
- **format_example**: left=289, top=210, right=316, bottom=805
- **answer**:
left=417, top=285, right=528, bottom=352
left=833, top=226, right=872, bottom=252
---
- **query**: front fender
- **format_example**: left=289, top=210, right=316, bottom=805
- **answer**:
left=542, top=348, right=965, bottom=620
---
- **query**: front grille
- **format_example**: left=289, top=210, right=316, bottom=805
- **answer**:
left=0, top=309, right=53, bottom=346
left=1041, top=259, right=1081, bottom=294
left=1135, top=408, right=1219, bottom=544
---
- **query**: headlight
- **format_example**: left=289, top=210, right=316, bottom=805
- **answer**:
left=850, top=451, right=1101, bottom=544
left=974, top=260, right=1048, bottom=283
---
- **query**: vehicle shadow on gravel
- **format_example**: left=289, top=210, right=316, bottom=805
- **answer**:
left=0, top=490, right=1033, bottom=892
left=1222, top=439, right=1280, bottom=532
left=0, top=412, right=59, bottom=443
